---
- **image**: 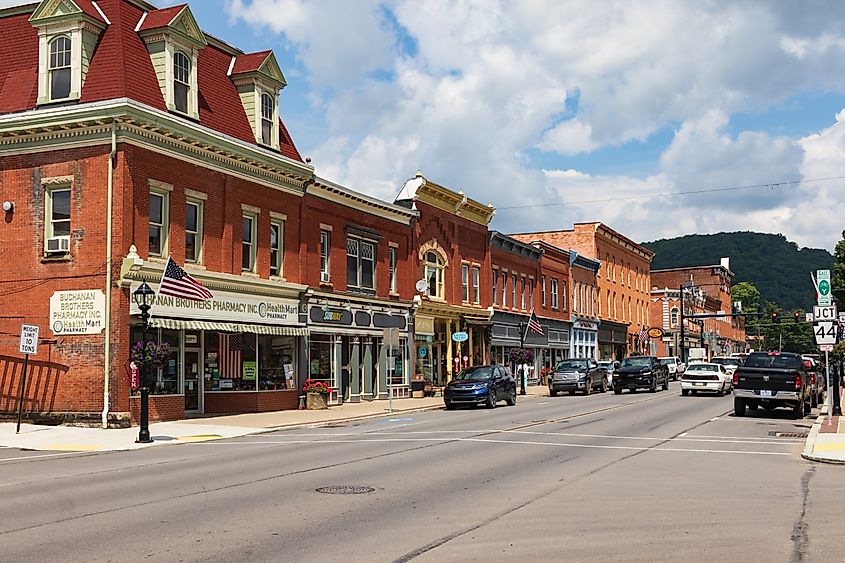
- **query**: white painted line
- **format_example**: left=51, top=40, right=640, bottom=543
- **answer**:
left=678, top=432, right=688, bottom=437
left=710, top=417, right=720, bottom=421
left=0, top=451, right=81, bottom=463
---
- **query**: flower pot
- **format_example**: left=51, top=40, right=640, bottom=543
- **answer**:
left=306, top=392, right=328, bottom=410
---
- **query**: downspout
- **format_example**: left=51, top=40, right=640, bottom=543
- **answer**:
left=102, top=120, right=116, bottom=428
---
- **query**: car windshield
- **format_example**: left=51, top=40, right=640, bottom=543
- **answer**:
left=621, top=357, right=650, bottom=368
left=687, top=364, right=717, bottom=372
left=556, top=359, right=588, bottom=370
left=658, top=359, right=674, bottom=365
left=454, top=367, right=494, bottom=381
left=710, top=358, right=737, bottom=366
left=744, top=354, right=801, bottom=370
left=598, top=361, right=612, bottom=367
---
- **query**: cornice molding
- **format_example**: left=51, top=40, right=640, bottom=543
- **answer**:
left=309, top=178, right=417, bottom=226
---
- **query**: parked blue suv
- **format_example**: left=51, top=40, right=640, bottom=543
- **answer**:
left=444, top=365, right=517, bottom=410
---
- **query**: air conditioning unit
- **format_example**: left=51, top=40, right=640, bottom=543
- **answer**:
left=45, top=236, right=70, bottom=254
left=320, top=271, right=330, bottom=283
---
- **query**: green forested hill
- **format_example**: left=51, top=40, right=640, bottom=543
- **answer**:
left=642, top=232, right=833, bottom=312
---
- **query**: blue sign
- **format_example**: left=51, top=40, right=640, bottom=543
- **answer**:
left=452, top=331, right=468, bottom=342
left=418, top=346, right=428, bottom=358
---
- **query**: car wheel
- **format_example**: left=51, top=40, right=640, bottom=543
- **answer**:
left=486, top=389, right=497, bottom=409
left=734, top=397, right=746, bottom=417
left=691, top=389, right=697, bottom=395
left=681, top=389, right=689, bottom=396
left=811, top=392, right=818, bottom=408
left=506, top=387, right=517, bottom=406
left=650, top=378, right=657, bottom=393
left=568, top=390, right=576, bottom=395
left=549, top=388, right=557, bottom=397
left=792, top=402, right=804, bottom=419
left=601, top=378, right=608, bottom=393
left=584, top=379, right=592, bottom=396
left=629, top=388, right=636, bottom=394
left=748, top=401, right=758, bottom=411
left=445, top=401, right=456, bottom=410
left=662, top=376, right=669, bottom=391
left=614, top=387, right=622, bottom=395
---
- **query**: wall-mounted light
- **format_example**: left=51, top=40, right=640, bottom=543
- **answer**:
left=2, top=201, right=14, bottom=213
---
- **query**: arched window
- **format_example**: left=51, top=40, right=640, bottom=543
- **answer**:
left=260, top=93, right=274, bottom=145
left=670, top=307, right=679, bottom=327
left=49, top=36, right=72, bottom=100
left=173, top=52, right=190, bottom=113
left=423, top=251, right=445, bottom=299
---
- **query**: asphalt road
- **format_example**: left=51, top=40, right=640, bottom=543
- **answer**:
left=1, top=383, right=842, bottom=563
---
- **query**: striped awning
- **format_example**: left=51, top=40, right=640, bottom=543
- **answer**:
left=147, top=318, right=308, bottom=336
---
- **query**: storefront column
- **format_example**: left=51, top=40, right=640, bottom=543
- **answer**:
left=333, top=336, right=344, bottom=404
left=468, top=328, right=474, bottom=365
left=349, top=337, right=361, bottom=403
left=482, top=329, right=488, bottom=364
left=445, top=318, right=453, bottom=382
left=363, top=338, right=374, bottom=398
left=377, top=342, right=389, bottom=400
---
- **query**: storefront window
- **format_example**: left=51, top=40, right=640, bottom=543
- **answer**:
left=204, top=331, right=257, bottom=391
left=129, top=326, right=180, bottom=395
left=258, top=335, right=296, bottom=390
left=309, top=336, right=336, bottom=389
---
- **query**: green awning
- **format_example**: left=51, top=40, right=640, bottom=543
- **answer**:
left=147, top=318, right=308, bottom=336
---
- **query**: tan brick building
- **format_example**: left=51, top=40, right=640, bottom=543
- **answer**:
left=512, top=222, right=654, bottom=359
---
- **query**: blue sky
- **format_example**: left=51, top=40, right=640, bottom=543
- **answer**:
left=6, top=0, right=844, bottom=251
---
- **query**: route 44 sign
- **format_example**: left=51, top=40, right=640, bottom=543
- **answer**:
left=814, top=322, right=837, bottom=345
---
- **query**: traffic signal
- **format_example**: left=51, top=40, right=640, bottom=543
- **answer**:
left=771, top=311, right=780, bottom=324
left=793, top=311, right=801, bottom=323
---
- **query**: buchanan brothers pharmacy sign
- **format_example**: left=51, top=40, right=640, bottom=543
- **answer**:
left=129, top=282, right=300, bottom=325
left=50, top=290, right=107, bottom=335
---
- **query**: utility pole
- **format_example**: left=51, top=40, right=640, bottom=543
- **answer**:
left=679, top=284, right=685, bottom=364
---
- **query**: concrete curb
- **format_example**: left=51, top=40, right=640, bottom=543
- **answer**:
left=800, top=396, right=845, bottom=464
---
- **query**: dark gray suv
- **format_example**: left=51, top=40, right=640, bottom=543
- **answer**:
left=613, top=356, right=670, bottom=394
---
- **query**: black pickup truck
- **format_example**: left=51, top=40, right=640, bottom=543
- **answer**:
left=732, top=351, right=812, bottom=419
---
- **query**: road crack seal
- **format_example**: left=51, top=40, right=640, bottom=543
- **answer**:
left=790, top=465, right=814, bottom=563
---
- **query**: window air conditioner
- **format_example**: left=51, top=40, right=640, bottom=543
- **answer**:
left=46, top=236, right=70, bottom=254
left=320, top=271, right=330, bottom=283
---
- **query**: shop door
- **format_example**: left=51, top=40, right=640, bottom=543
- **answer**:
left=184, top=348, right=201, bottom=413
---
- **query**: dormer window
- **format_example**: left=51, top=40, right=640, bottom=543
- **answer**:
left=30, top=0, right=107, bottom=106
left=261, top=93, right=274, bottom=145
left=173, top=52, right=191, bottom=114
left=49, top=36, right=72, bottom=100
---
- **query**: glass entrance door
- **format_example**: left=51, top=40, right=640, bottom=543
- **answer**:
left=184, top=348, right=201, bottom=412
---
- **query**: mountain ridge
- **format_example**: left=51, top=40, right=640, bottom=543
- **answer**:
left=641, top=231, right=833, bottom=312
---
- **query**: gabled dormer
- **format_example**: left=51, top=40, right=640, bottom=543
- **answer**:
left=136, top=4, right=206, bottom=119
left=30, top=0, right=108, bottom=105
left=229, top=51, right=286, bottom=150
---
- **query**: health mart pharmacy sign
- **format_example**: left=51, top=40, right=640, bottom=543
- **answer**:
left=129, top=282, right=300, bottom=325
left=50, top=290, right=106, bottom=335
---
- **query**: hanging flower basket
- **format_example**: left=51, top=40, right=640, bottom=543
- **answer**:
left=508, top=348, right=535, bottom=366
left=130, top=340, right=172, bottom=369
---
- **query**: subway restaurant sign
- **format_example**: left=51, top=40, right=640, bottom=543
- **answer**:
left=129, top=282, right=300, bottom=325
left=50, top=290, right=106, bottom=335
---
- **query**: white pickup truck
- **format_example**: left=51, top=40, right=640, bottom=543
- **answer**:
left=658, top=356, right=686, bottom=381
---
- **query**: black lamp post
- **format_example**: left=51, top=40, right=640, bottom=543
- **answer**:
left=518, top=321, right=527, bottom=395
left=133, top=281, right=155, bottom=444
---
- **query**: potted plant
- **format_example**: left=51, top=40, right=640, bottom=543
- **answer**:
left=303, top=379, right=330, bottom=410
left=130, top=340, right=171, bottom=389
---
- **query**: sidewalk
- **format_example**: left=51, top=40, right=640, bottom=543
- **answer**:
left=802, top=387, right=845, bottom=464
left=0, top=385, right=549, bottom=454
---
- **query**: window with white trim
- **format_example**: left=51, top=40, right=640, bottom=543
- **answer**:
left=461, top=263, right=469, bottom=303
left=260, top=93, right=274, bottom=145
left=320, top=230, right=331, bottom=282
left=389, top=247, right=397, bottom=293
left=561, top=281, right=567, bottom=310
left=185, top=200, right=202, bottom=263
left=541, top=275, right=547, bottom=307
left=149, top=191, right=169, bottom=257
left=45, top=186, right=71, bottom=254
left=346, top=237, right=375, bottom=291
left=270, top=221, right=284, bottom=277
left=574, top=282, right=579, bottom=313
left=242, top=214, right=256, bottom=272
left=472, top=266, right=480, bottom=304
left=423, top=251, right=445, bottom=299
left=173, top=51, right=190, bottom=114
left=48, top=36, right=72, bottom=101
left=492, top=268, right=498, bottom=305
left=671, top=306, right=679, bottom=328
left=529, top=279, right=534, bottom=309
left=512, top=273, right=517, bottom=309
left=551, top=278, right=559, bottom=309
left=501, top=271, right=507, bottom=307
left=520, top=277, right=526, bottom=310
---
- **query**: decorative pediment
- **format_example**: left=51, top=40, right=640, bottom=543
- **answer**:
left=230, top=51, right=286, bottom=89
left=167, top=6, right=206, bottom=46
left=30, top=0, right=106, bottom=27
left=137, top=5, right=207, bottom=48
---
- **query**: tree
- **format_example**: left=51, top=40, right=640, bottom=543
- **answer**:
left=731, top=281, right=761, bottom=314
left=832, top=229, right=845, bottom=304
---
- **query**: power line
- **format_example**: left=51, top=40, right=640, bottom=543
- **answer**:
left=496, top=174, right=845, bottom=211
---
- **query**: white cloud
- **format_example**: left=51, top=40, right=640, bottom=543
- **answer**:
left=225, top=0, right=845, bottom=251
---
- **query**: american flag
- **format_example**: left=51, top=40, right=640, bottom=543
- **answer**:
left=527, top=310, right=544, bottom=336
left=218, top=333, right=243, bottom=378
left=637, top=325, right=648, bottom=343
left=158, top=257, right=213, bottom=301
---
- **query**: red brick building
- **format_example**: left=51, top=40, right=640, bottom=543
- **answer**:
left=649, top=258, right=746, bottom=359
left=0, top=0, right=416, bottom=425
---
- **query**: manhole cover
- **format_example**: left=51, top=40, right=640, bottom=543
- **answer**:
left=768, top=431, right=809, bottom=438
left=315, top=485, right=375, bottom=495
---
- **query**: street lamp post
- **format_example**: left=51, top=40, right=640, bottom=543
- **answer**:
left=518, top=321, right=527, bottom=395
left=133, top=281, right=155, bottom=444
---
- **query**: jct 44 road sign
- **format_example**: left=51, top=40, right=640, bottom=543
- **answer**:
left=814, top=322, right=837, bottom=345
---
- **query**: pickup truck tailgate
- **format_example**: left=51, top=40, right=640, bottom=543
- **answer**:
left=734, top=368, right=799, bottom=392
